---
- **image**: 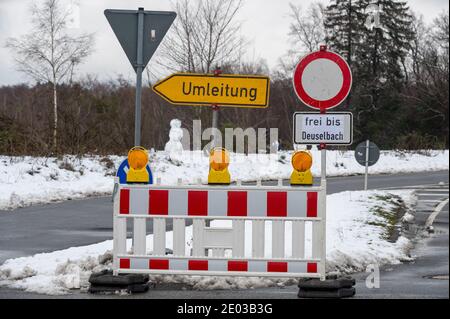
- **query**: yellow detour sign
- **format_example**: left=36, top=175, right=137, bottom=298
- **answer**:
left=152, top=73, right=270, bottom=108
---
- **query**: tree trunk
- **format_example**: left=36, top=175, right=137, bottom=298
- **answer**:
left=53, top=82, right=58, bottom=154
left=345, top=0, right=352, bottom=108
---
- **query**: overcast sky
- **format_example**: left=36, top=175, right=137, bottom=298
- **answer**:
left=0, top=0, right=448, bottom=86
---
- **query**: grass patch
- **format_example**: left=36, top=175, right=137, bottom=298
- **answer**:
left=58, top=160, right=75, bottom=172
left=368, top=194, right=409, bottom=242
left=100, top=157, right=116, bottom=176
left=100, top=157, right=115, bottom=170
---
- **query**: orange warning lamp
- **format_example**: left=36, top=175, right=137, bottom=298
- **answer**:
left=290, top=151, right=313, bottom=186
left=208, top=147, right=231, bottom=185
left=126, top=146, right=150, bottom=183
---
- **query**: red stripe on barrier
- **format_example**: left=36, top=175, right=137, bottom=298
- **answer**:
left=119, top=189, right=130, bottom=215
left=149, top=259, right=169, bottom=270
left=267, top=192, right=287, bottom=217
left=307, top=192, right=318, bottom=217
left=188, top=260, right=208, bottom=271
left=307, top=263, right=318, bottom=273
left=119, top=258, right=130, bottom=269
left=227, top=191, right=248, bottom=217
left=267, top=261, right=288, bottom=272
left=149, top=190, right=169, bottom=215
left=228, top=261, right=248, bottom=272
left=188, top=191, right=208, bottom=216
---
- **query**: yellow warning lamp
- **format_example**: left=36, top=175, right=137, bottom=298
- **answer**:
left=126, top=146, right=150, bottom=184
left=208, top=147, right=231, bottom=185
left=290, top=151, right=313, bottom=186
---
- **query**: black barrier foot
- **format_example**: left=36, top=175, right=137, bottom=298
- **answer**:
left=297, top=276, right=356, bottom=299
left=88, top=270, right=149, bottom=294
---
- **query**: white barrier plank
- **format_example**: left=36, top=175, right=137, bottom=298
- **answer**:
left=252, top=220, right=265, bottom=258
left=153, top=218, right=166, bottom=255
left=204, top=228, right=233, bottom=248
left=272, top=221, right=285, bottom=258
left=232, top=220, right=245, bottom=257
left=133, top=218, right=146, bottom=255
left=115, top=217, right=127, bottom=255
left=312, top=222, right=321, bottom=259
left=212, top=248, right=226, bottom=257
left=173, top=218, right=185, bottom=256
left=192, top=219, right=205, bottom=257
left=292, top=220, right=305, bottom=258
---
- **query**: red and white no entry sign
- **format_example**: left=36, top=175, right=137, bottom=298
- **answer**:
left=293, top=48, right=352, bottom=111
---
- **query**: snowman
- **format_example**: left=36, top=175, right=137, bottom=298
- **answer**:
left=164, top=119, right=184, bottom=164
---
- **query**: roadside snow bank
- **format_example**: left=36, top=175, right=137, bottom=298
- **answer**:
left=0, top=190, right=416, bottom=295
left=0, top=155, right=121, bottom=211
left=0, top=150, right=447, bottom=211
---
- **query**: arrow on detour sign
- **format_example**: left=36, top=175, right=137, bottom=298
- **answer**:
left=152, top=73, right=270, bottom=108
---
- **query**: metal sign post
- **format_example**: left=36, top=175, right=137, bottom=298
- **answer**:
left=135, top=9, right=144, bottom=146
left=211, top=67, right=222, bottom=149
left=364, top=139, right=370, bottom=190
left=105, top=7, right=176, bottom=259
left=318, top=107, right=327, bottom=279
left=105, top=8, right=177, bottom=146
left=355, top=140, right=380, bottom=190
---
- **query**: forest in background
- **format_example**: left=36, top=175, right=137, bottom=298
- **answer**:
left=0, top=0, right=448, bottom=156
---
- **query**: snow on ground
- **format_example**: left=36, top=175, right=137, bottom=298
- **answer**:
left=0, top=190, right=416, bottom=295
left=0, top=150, right=448, bottom=211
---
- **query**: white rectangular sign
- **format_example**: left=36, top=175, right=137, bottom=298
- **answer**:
left=293, top=112, right=353, bottom=145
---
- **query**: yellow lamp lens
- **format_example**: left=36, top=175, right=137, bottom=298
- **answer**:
left=210, top=148, right=230, bottom=171
left=292, top=151, right=312, bottom=172
left=128, top=147, right=149, bottom=170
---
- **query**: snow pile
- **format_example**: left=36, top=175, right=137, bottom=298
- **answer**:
left=0, top=241, right=113, bottom=295
left=0, top=190, right=415, bottom=295
left=325, top=190, right=416, bottom=273
left=1, top=149, right=447, bottom=210
left=0, top=155, right=123, bottom=210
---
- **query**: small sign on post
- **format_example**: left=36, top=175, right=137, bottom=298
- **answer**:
left=293, top=112, right=353, bottom=145
left=355, top=141, right=380, bottom=190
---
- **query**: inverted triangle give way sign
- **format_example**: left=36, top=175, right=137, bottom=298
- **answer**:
left=104, top=8, right=176, bottom=72
left=104, top=8, right=176, bottom=146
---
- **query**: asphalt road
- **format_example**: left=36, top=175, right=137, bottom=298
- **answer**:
left=0, top=170, right=448, bottom=299
left=353, top=204, right=449, bottom=299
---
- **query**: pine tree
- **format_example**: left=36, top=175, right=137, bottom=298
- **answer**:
left=356, top=1, right=415, bottom=89
left=324, top=0, right=365, bottom=67
left=324, top=0, right=415, bottom=143
left=324, top=0, right=367, bottom=108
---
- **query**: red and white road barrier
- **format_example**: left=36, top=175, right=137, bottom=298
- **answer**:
left=113, top=179, right=326, bottom=279
left=118, top=187, right=319, bottom=218
left=118, top=257, right=318, bottom=277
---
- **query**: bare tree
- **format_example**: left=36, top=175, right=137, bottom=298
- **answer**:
left=408, top=13, right=428, bottom=80
left=432, top=11, right=449, bottom=53
left=288, top=2, right=326, bottom=55
left=5, top=0, right=94, bottom=153
left=276, top=2, right=325, bottom=80
left=401, top=11, right=449, bottom=144
left=157, top=0, right=246, bottom=73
